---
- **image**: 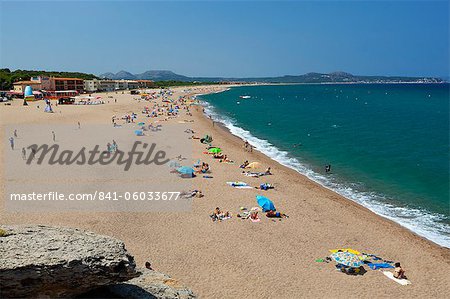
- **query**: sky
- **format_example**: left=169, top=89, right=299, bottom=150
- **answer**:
left=0, top=0, right=448, bottom=78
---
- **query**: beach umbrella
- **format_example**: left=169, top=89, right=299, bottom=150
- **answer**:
left=256, top=195, right=276, bottom=212
left=138, top=122, right=145, bottom=126
left=330, top=252, right=362, bottom=268
left=177, top=166, right=195, bottom=175
left=329, top=248, right=361, bottom=255
left=246, top=162, right=261, bottom=169
left=134, top=130, right=143, bottom=136
left=208, top=147, right=222, bottom=154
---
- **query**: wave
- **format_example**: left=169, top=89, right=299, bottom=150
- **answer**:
left=199, top=99, right=450, bottom=248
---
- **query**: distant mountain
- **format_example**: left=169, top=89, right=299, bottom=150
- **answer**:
left=99, top=70, right=445, bottom=84
left=100, top=70, right=136, bottom=80
left=99, top=70, right=190, bottom=81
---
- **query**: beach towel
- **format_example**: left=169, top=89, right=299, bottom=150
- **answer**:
left=244, top=172, right=261, bottom=177
left=226, top=182, right=253, bottom=189
left=367, top=263, right=394, bottom=270
left=382, top=271, right=411, bottom=285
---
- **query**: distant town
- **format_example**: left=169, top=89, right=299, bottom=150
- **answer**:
left=0, top=68, right=446, bottom=101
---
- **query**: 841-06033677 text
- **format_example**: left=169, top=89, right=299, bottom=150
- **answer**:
left=9, top=191, right=181, bottom=201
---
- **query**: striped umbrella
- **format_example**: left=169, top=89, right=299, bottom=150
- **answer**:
left=330, top=252, right=362, bottom=268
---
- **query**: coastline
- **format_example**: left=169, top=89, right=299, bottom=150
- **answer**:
left=1, top=84, right=449, bottom=298
left=196, top=93, right=448, bottom=249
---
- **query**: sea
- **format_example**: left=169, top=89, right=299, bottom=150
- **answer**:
left=198, top=83, right=450, bottom=248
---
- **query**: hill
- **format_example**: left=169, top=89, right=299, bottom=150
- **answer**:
left=99, top=70, right=445, bottom=84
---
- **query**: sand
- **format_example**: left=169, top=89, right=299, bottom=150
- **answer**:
left=1, top=86, right=449, bottom=298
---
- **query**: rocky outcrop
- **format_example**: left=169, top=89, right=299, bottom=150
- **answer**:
left=0, top=225, right=138, bottom=298
left=107, top=268, right=196, bottom=299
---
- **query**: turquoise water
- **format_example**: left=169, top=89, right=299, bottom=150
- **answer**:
left=199, top=84, right=450, bottom=247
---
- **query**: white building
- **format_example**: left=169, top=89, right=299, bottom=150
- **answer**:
left=98, top=80, right=116, bottom=92
left=84, top=79, right=99, bottom=92
left=127, top=81, right=139, bottom=89
left=84, top=79, right=143, bottom=92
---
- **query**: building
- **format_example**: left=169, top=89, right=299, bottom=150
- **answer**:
left=115, top=80, right=128, bottom=90
left=31, top=76, right=52, bottom=90
left=13, top=80, right=42, bottom=92
left=84, top=79, right=99, bottom=92
left=51, top=78, right=84, bottom=93
left=127, top=80, right=140, bottom=89
left=98, top=80, right=116, bottom=92
left=137, top=80, right=155, bottom=88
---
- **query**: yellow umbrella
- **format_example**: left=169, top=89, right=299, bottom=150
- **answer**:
left=246, top=162, right=261, bottom=169
left=329, top=248, right=361, bottom=255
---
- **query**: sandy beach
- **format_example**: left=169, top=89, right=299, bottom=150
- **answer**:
left=1, top=85, right=450, bottom=298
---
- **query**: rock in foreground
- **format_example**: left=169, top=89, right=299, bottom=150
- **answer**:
left=0, top=225, right=138, bottom=298
left=107, top=268, right=196, bottom=299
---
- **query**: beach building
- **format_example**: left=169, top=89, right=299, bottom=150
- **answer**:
left=13, top=80, right=42, bottom=92
left=115, top=80, right=128, bottom=90
left=84, top=79, right=100, bottom=92
left=137, top=80, right=154, bottom=88
left=51, top=77, right=84, bottom=93
left=127, top=80, right=139, bottom=89
left=98, top=80, right=116, bottom=92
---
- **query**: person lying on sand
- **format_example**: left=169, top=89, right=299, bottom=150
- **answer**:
left=210, top=207, right=231, bottom=222
left=393, top=262, right=406, bottom=279
left=240, top=160, right=249, bottom=168
left=266, top=210, right=288, bottom=218
left=250, top=211, right=259, bottom=220
left=256, top=183, right=274, bottom=190
left=213, top=153, right=224, bottom=159
left=195, top=162, right=209, bottom=174
left=219, top=155, right=233, bottom=163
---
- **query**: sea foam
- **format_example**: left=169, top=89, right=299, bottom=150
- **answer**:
left=200, top=100, right=450, bottom=248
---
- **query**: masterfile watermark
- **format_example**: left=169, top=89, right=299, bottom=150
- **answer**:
left=26, top=141, right=170, bottom=171
left=4, top=124, right=193, bottom=212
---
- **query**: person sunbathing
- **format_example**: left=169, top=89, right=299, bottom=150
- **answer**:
left=266, top=210, right=288, bottom=218
left=265, top=167, right=272, bottom=175
left=256, top=183, right=274, bottom=190
left=240, top=160, right=249, bottom=168
left=393, top=262, right=406, bottom=279
left=211, top=207, right=231, bottom=221
left=196, top=162, right=209, bottom=173
left=250, top=211, right=259, bottom=220
left=213, top=153, right=224, bottom=159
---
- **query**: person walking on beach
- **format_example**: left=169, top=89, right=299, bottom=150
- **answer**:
left=52, top=131, right=55, bottom=142
left=22, top=147, right=26, bottom=160
left=244, top=140, right=249, bottom=152
left=78, top=121, right=81, bottom=129
left=13, top=129, right=17, bottom=138
left=9, top=137, right=14, bottom=150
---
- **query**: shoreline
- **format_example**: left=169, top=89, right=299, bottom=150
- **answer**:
left=197, top=86, right=450, bottom=249
left=195, top=96, right=447, bottom=250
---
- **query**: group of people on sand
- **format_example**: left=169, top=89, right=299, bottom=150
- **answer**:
left=210, top=207, right=231, bottom=222
left=195, top=162, right=209, bottom=174
left=213, top=152, right=233, bottom=163
left=107, top=140, right=118, bottom=153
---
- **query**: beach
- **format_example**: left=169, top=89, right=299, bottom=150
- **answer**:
left=1, top=85, right=450, bottom=298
